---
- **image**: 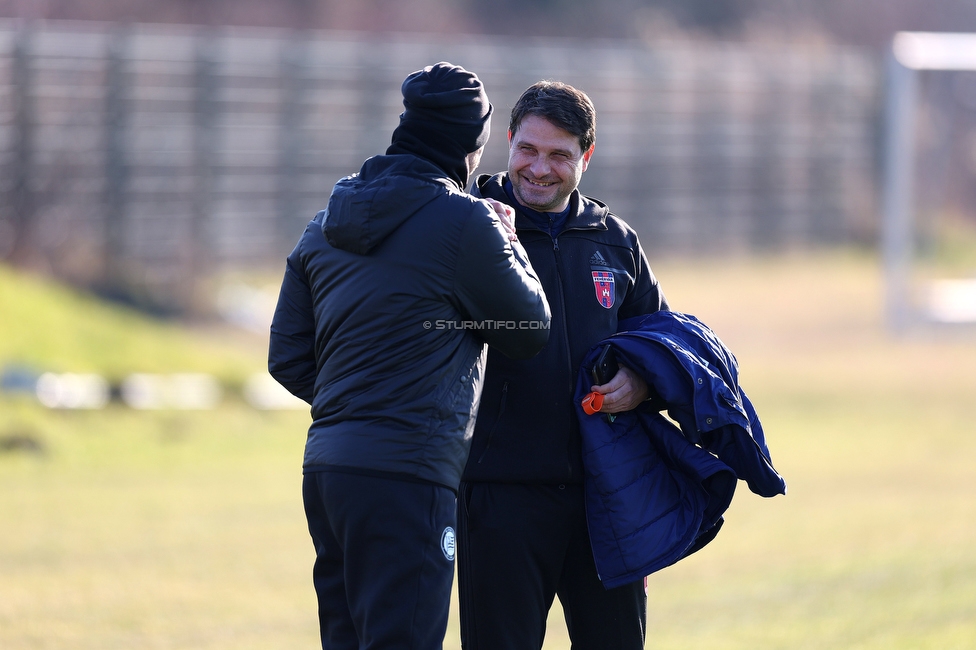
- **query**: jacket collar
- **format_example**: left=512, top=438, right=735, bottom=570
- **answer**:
left=473, top=172, right=608, bottom=233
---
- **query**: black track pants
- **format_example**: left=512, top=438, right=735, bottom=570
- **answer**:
left=303, top=471, right=457, bottom=650
left=457, top=482, right=646, bottom=650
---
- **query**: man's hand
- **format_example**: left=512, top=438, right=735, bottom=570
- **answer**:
left=591, top=365, right=648, bottom=413
left=485, top=199, right=518, bottom=242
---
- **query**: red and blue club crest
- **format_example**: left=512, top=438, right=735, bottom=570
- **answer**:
left=592, top=271, right=615, bottom=308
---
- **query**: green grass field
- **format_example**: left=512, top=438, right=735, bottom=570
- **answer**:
left=2, top=250, right=975, bottom=649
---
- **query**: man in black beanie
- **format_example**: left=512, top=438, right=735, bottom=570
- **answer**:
left=269, top=62, right=550, bottom=649
left=387, top=61, right=493, bottom=189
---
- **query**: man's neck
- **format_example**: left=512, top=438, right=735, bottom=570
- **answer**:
left=503, top=179, right=572, bottom=237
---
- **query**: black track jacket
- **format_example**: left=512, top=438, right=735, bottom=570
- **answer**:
left=269, top=155, right=550, bottom=491
left=461, top=172, right=668, bottom=485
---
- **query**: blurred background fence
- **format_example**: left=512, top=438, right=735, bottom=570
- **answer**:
left=0, top=19, right=880, bottom=313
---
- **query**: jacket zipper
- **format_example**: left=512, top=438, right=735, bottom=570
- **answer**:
left=548, top=233, right=578, bottom=479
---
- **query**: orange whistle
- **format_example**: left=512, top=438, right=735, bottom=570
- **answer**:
left=581, top=391, right=604, bottom=415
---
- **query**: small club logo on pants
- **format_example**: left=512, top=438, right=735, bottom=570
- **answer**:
left=441, top=526, right=456, bottom=561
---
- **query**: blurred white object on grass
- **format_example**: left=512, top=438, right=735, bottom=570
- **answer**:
left=927, top=278, right=976, bottom=323
left=244, top=373, right=307, bottom=410
left=35, top=373, right=110, bottom=409
left=121, top=373, right=222, bottom=410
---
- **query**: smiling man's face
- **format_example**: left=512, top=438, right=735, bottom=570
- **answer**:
left=507, top=114, right=593, bottom=213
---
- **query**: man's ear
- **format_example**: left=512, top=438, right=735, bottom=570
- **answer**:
left=507, top=129, right=513, bottom=143
left=581, top=144, right=595, bottom=171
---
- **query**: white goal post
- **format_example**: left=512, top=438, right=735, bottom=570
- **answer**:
left=884, top=31, right=976, bottom=330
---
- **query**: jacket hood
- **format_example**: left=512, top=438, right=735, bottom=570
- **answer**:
left=323, top=155, right=453, bottom=255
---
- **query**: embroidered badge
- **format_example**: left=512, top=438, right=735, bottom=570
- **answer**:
left=441, top=526, right=456, bottom=561
left=592, top=271, right=615, bottom=309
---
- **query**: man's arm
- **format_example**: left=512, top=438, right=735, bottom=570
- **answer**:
left=268, top=243, right=317, bottom=404
left=595, top=234, right=665, bottom=411
left=618, top=236, right=669, bottom=319
left=453, top=201, right=551, bottom=359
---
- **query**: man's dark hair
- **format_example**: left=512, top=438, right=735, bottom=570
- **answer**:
left=509, top=81, right=596, bottom=154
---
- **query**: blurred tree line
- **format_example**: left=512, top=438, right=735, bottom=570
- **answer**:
left=2, top=0, right=976, bottom=50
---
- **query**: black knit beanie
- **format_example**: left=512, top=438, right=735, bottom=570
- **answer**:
left=386, top=62, right=493, bottom=188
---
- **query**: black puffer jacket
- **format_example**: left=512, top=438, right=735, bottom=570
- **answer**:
left=462, top=172, right=668, bottom=485
left=269, top=155, right=550, bottom=490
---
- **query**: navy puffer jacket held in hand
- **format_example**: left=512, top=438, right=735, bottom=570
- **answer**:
left=576, top=311, right=786, bottom=588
